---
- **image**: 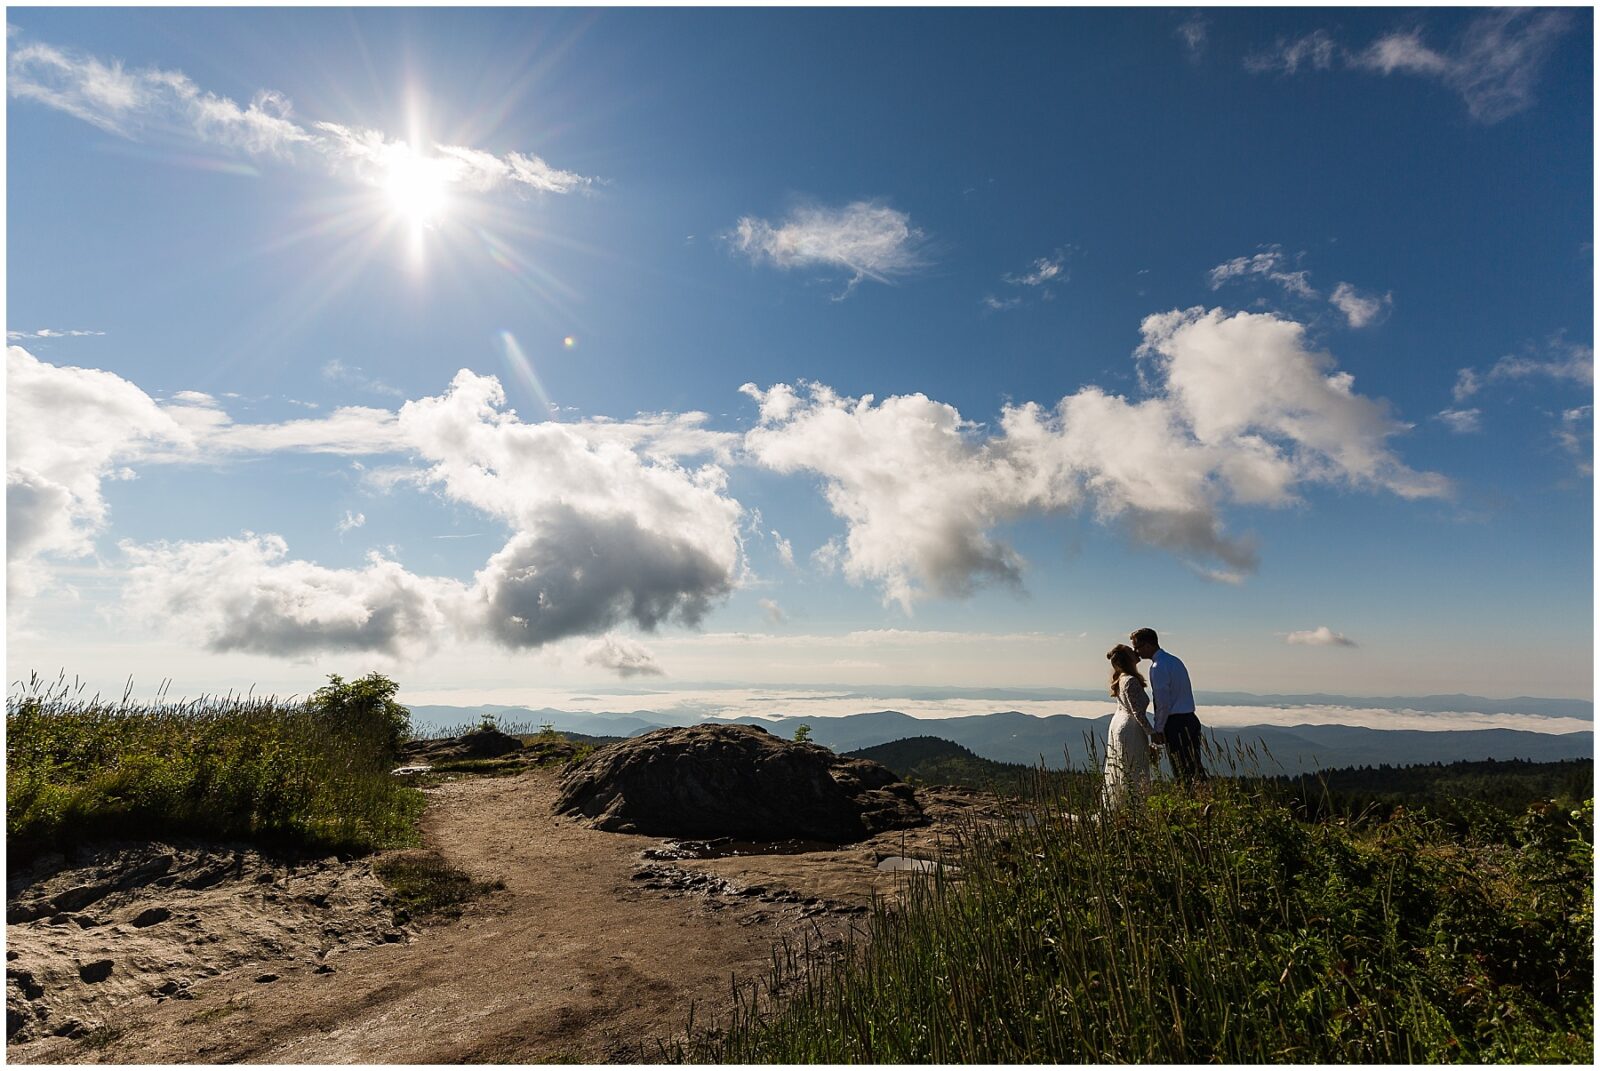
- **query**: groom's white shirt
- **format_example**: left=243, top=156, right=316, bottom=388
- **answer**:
left=1148, top=648, right=1195, bottom=733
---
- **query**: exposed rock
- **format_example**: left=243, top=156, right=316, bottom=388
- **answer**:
left=5, top=840, right=404, bottom=1043
left=554, top=724, right=927, bottom=842
left=401, top=727, right=524, bottom=763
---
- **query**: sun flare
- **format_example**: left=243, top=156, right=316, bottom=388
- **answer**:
left=383, top=149, right=450, bottom=228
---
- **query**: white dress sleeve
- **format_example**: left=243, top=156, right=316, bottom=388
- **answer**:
left=1122, top=677, right=1154, bottom=736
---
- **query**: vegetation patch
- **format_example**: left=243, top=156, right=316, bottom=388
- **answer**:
left=676, top=778, right=1593, bottom=1063
left=6, top=673, right=424, bottom=864
left=373, top=849, right=504, bottom=920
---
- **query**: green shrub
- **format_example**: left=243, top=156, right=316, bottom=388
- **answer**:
left=6, top=675, right=424, bottom=862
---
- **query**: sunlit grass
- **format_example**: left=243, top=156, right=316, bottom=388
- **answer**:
left=6, top=673, right=424, bottom=862
left=672, top=743, right=1594, bottom=1064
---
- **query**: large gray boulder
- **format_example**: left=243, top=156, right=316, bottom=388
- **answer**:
left=554, top=724, right=927, bottom=842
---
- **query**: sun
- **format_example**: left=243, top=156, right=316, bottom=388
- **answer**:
left=383, top=148, right=449, bottom=228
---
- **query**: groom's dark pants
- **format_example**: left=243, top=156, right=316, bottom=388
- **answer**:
left=1164, top=711, right=1207, bottom=785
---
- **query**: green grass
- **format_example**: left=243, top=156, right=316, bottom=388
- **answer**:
left=6, top=674, right=424, bottom=863
left=675, top=776, right=1593, bottom=1063
left=372, top=849, right=504, bottom=919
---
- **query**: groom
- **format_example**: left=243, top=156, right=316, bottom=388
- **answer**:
left=1130, top=628, right=1207, bottom=785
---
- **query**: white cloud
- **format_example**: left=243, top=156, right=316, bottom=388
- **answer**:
left=1004, top=253, right=1069, bottom=288
left=1487, top=338, right=1593, bottom=389
left=1452, top=368, right=1482, bottom=402
left=12, top=348, right=746, bottom=656
left=728, top=200, right=928, bottom=298
left=1329, top=282, right=1393, bottom=328
left=1248, top=12, right=1571, bottom=124
left=1434, top=408, right=1482, bottom=434
left=741, top=308, right=1446, bottom=608
left=1207, top=246, right=1317, bottom=299
left=5, top=346, right=195, bottom=592
left=1176, top=15, right=1208, bottom=59
left=982, top=295, right=1024, bottom=312
left=758, top=598, right=787, bottom=625
left=121, top=535, right=463, bottom=659
left=322, top=358, right=403, bottom=398
left=8, top=35, right=594, bottom=200
left=1354, top=10, right=1571, bottom=123
left=1245, top=30, right=1339, bottom=74
left=772, top=531, right=795, bottom=568
left=1285, top=626, right=1358, bottom=647
left=1555, top=406, right=1592, bottom=475
left=581, top=634, right=665, bottom=678
left=337, top=510, right=366, bottom=534
left=6, top=328, right=105, bottom=340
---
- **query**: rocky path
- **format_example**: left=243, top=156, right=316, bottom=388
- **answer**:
left=12, top=768, right=982, bottom=1063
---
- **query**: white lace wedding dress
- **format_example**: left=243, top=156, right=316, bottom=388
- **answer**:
left=1102, top=675, right=1155, bottom=810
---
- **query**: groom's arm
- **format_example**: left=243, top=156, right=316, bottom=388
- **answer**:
left=1149, top=660, right=1170, bottom=735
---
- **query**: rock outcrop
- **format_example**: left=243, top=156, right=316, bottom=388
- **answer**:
left=399, top=728, right=524, bottom=764
left=554, top=724, right=927, bottom=842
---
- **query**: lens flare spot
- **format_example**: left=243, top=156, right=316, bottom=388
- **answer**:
left=499, top=331, right=556, bottom=419
left=563, top=336, right=577, bottom=349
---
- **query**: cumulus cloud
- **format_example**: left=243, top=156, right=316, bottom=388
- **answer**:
left=742, top=307, right=1445, bottom=608
left=12, top=347, right=745, bottom=655
left=728, top=200, right=928, bottom=298
left=5, top=346, right=194, bottom=592
left=581, top=634, right=665, bottom=678
left=8, top=34, right=594, bottom=200
left=1286, top=626, right=1358, bottom=647
left=121, top=535, right=463, bottom=659
left=1207, top=246, right=1317, bottom=299
left=1329, top=282, right=1393, bottom=328
left=337, top=510, right=366, bottom=534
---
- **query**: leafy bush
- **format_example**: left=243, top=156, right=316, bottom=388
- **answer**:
left=679, top=779, right=1593, bottom=1063
left=7, top=674, right=423, bottom=862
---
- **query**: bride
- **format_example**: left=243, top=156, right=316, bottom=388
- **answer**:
left=1102, top=643, right=1159, bottom=810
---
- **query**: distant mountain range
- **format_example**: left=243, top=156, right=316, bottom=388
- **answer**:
left=409, top=702, right=1593, bottom=775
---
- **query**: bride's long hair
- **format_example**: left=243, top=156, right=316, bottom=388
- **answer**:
left=1106, top=643, right=1146, bottom=698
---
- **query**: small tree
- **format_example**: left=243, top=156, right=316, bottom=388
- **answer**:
left=793, top=724, right=813, bottom=744
left=307, top=673, right=411, bottom=759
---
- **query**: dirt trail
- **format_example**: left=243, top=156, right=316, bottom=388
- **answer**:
left=15, top=769, right=988, bottom=1063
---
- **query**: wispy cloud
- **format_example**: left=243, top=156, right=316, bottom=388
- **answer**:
left=758, top=597, right=787, bottom=625
left=1453, top=336, right=1594, bottom=402
left=1329, top=282, right=1393, bottom=328
left=322, top=358, right=404, bottom=399
left=985, top=249, right=1072, bottom=312
left=727, top=200, right=929, bottom=299
left=1247, top=11, right=1572, bottom=124
left=7, top=328, right=106, bottom=340
left=336, top=510, right=366, bottom=535
left=1207, top=246, right=1317, bottom=299
left=1556, top=406, right=1592, bottom=475
left=7, top=34, right=594, bottom=198
left=582, top=634, right=665, bottom=678
left=1434, top=408, right=1482, bottom=434
left=1285, top=626, right=1357, bottom=647
left=1176, top=14, right=1208, bottom=60
left=1245, top=29, right=1338, bottom=74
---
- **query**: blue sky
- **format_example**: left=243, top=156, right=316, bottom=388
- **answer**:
left=6, top=7, right=1593, bottom=713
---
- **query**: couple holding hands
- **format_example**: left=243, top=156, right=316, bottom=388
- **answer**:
left=1102, top=628, right=1207, bottom=809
